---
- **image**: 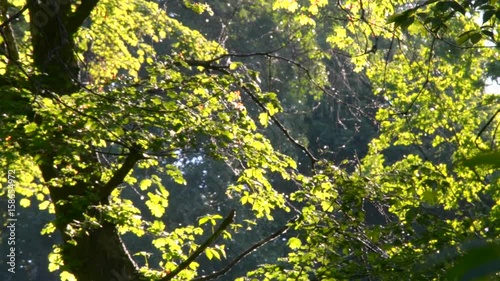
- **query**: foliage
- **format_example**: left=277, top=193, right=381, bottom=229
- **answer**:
left=0, top=0, right=499, bottom=280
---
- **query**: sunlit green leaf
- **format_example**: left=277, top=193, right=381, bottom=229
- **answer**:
left=288, top=237, right=302, bottom=250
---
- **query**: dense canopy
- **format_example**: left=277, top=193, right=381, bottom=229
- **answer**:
left=0, top=0, right=499, bottom=280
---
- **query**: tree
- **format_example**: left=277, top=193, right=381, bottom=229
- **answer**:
left=1, top=1, right=297, bottom=280
left=259, top=0, right=500, bottom=279
left=1, top=0, right=499, bottom=280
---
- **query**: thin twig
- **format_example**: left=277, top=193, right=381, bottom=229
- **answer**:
left=475, top=107, right=500, bottom=150
left=0, top=4, right=27, bottom=30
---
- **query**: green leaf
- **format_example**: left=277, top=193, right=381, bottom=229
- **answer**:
left=151, top=97, right=162, bottom=105
left=114, top=126, right=125, bottom=136
left=429, top=17, right=443, bottom=31
left=470, top=32, right=482, bottom=44
left=41, top=223, right=56, bottom=235
left=462, top=151, right=500, bottom=168
left=435, top=1, right=452, bottom=13
left=166, top=164, right=186, bottom=185
left=387, top=12, right=408, bottom=24
left=24, top=123, right=37, bottom=133
left=211, top=248, right=221, bottom=260
left=146, top=200, right=164, bottom=217
left=473, top=0, right=488, bottom=8
left=405, top=208, right=417, bottom=223
left=288, top=237, right=302, bottom=249
left=483, top=10, right=495, bottom=23
left=445, top=242, right=500, bottom=280
left=84, top=120, right=97, bottom=130
left=457, top=30, right=474, bottom=45
left=457, top=36, right=468, bottom=45
left=145, top=192, right=168, bottom=218
left=422, top=189, right=437, bottom=204
left=60, top=271, right=77, bottom=281
left=149, top=220, right=165, bottom=233
left=39, top=200, right=51, bottom=210
left=387, top=9, right=416, bottom=29
left=20, top=198, right=31, bottom=207
left=205, top=248, right=214, bottom=260
left=400, top=16, right=415, bottom=29
left=139, top=179, right=153, bottom=190
left=495, top=10, right=500, bottom=21
left=481, top=30, right=494, bottom=39
left=258, top=112, right=269, bottom=126
left=198, top=217, right=210, bottom=225
left=448, top=1, right=465, bottom=15
left=229, top=62, right=242, bottom=70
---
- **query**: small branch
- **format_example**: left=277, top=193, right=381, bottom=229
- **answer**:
left=184, top=58, right=319, bottom=168
left=241, top=83, right=319, bottom=167
left=0, top=4, right=21, bottom=64
left=193, top=215, right=299, bottom=281
left=475, top=107, right=500, bottom=151
left=160, top=210, right=236, bottom=281
left=66, top=0, right=100, bottom=35
left=99, top=145, right=143, bottom=201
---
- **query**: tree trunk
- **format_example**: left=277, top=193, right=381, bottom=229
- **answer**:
left=28, top=0, right=79, bottom=93
left=25, top=1, right=143, bottom=280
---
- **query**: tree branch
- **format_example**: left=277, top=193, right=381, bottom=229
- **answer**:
left=160, top=210, right=236, bottom=281
left=193, top=215, right=299, bottom=281
left=99, top=145, right=142, bottom=201
left=66, top=0, right=100, bottom=35
left=184, top=58, right=319, bottom=169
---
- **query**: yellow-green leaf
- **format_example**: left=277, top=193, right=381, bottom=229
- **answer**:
left=288, top=237, right=302, bottom=249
